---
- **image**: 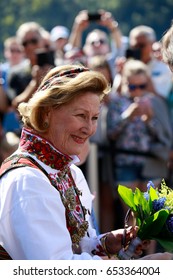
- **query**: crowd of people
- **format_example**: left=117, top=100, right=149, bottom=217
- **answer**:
left=0, top=9, right=173, bottom=260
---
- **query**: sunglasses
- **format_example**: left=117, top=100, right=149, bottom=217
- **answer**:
left=128, top=84, right=147, bottom=91
left=90, top=39, right=107, bottom=46
left=22, top=38, right=39, bottom=47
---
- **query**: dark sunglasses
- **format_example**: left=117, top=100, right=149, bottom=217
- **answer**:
left=128, top=83, right=147, bottom=91
left=22, top=38, right=39, bottom=47
left=90, top=39, right=107, bottom=46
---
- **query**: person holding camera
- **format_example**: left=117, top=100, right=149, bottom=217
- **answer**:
left=68, top=10, right=123, bottom=75
left=107, top=59, right=172, bottom=232
left=7, top=22, right=54, bottom=111
left=114, top=25, right=172, bottom=99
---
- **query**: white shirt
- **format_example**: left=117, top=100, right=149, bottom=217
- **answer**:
left=148, top=58, right=172, bottom=98
left=0, top=152, right=101, bottom=260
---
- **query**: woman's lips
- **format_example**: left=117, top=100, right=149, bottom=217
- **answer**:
left=72, top=135, right=86, bottom=144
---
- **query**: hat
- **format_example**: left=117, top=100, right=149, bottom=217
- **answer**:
left=50, top=26, right=69, bottom=42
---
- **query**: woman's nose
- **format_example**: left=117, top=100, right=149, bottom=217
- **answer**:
left=82, top=119, right=96, bottom=136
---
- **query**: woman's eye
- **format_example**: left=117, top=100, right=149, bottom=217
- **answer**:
left=92, top=116, right=99, bottom=121
left=78, top=114, right=86, bottom=119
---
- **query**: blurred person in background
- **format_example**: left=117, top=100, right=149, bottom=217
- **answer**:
left=114, top=25, right=172, bottom=99
left=126, top=25, right=172, bottom=99
left=152, top=41, right=163, bottom=61
left=88, top=55, right=116, bottom=232
left=107, top=59, right=173, bottom=232
left=50, top=25, right=70, bottom=66
left=8, top=21, right=54, bottom=110
left=0, top=36, right=25, bottom=92
left=68, top=9, right=123, bottom=76
left=0, top=36, right=26, bottom=134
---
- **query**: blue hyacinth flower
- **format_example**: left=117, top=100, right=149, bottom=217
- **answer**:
left=147, top=181, right=155, bottom=191
left=153, top=197, right=166, bottom=211
left=166, top=216, right=173, bottom=233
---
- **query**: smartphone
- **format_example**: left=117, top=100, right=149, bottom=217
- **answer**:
left=36, top=49, right=55, bottom=67
left=88, top=12, right=101, bottom=21
left=125, top=48, right=141, bottom=60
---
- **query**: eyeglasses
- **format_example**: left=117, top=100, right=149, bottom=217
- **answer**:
left=128, top=84, right=147, bottom=91
left=22, top=38, right=39, bottom=47
left=90, top=39, right=107, bottom=46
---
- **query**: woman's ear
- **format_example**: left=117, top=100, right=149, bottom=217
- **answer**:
left=43, top=107, right=51, bottom=129
left=45, top=107, right=51, bottom=119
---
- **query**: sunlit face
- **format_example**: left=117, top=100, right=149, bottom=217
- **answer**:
left=85, top=32, right=110, bottom=57
left=45, top=92, right=100, bottom=156
left=5, top=42, right=24, bottom=66
left=21, top=31, right=44, bottom=64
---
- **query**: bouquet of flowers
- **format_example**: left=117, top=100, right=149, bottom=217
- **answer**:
left=118, top=180, right=173, bottom=252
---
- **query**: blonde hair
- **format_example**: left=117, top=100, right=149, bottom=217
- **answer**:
left=121, top=59, right=149, bottom=93
left=122, top=59, right=149, bottom=78
left=18, top=64, right=110, bottom=133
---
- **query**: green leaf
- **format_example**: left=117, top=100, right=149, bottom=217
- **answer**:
left=149, top=186, right=158, bottom=201
left=155, top=238, right=173, bottom=252
left=137, top=209, right=169, bottom=240
left=134, top=188, right=150, bottom=215
left=148, top=187, right=159, bottom=213
left=118, top=185, right=136, bottom=211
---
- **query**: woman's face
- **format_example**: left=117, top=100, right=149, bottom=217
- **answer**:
left=21, top=31, right=44, bottom=65
left=85, top=32, right=110, bottom=57
left=45, top=92, right=100, bottom=156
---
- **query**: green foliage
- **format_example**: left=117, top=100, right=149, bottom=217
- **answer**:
left=117, top=185, right=136, bottom=211
left=118, top=183, right=173, bottom=252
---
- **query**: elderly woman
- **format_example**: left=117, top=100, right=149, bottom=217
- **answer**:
left=0, top=64, right=172, bottom=260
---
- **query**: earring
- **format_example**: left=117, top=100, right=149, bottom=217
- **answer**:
left=43, top=121, right=49, bottom=129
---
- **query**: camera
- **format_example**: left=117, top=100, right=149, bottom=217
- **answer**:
left=125, top=48, right=141, bottom=60
left=35, top=49, right=55, bottom=67
left=88, top=12, right=101, bottom=21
